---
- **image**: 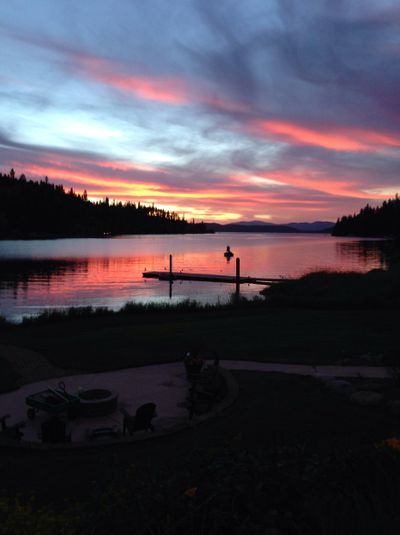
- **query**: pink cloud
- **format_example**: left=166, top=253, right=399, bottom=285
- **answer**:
left=76, top=54, right=189, bottom=104
left=74, top=52, right=248, bottom=113
left=250, top=119, right=400, bottom=152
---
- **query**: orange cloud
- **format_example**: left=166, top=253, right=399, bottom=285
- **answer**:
left=229, top=169, right=393, bottom=201
left=7, top=154, right=384, bottom=223
left=75, top=53, right=247, bottom=112
left=250, top=119, right=400, bottom=152
left=13, top=163, right=162, bottom=194
left=251, top=170, right=389, bottom=199
left=94, top=160, right=162, bottom=173
left=95, top=73, right=189, bottom=105
left=77, top=55, right=189, bottom=104
left=11, top=161, right=241, bottom=204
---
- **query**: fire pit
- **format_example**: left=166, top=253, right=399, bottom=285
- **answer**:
left=78, top=388, right=118, bottom=417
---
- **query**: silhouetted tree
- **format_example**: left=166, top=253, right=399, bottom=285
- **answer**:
left=0, top=170, right=208, bottom=239
left=333, top=195, right=400, bottom=237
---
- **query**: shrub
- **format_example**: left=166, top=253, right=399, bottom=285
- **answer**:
left=0, top=497, right=77, bottom=535
left=262, top=269, right=400, bottom=309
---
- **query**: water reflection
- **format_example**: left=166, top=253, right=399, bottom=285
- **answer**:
left=336, top=239, right=399, bottom=270
left=0, top=259, right=89, bottom=294
left=0, top=234, right=398, bottom=321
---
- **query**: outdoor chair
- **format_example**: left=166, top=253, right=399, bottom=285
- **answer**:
left=187, top=367, right=226, bottom=418
left=0, top=414, right=25, bottom=441
left=120, top=403, right=157, bottom=436
left=196, top=366, right=225, bottom=397
left=40, top=417, right=71, bottom=443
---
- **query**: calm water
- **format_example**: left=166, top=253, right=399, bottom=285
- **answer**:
left=0, top=233, right=396, bottom=321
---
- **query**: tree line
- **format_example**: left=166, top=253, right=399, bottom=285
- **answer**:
left=332, top=195, right=400, bottom=237
left=0, top=169, right=207, bottom=238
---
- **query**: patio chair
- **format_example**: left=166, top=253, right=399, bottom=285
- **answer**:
left=187, top=368, right=226, bottom=418
left=0, top=414, right=25, bottom=441
left=41, top=417, right=71, bottom=443
left=121, top=403, right=157, bottom=436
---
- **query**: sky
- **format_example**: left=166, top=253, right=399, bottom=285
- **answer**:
left=0, top=0, right=399, bottom=223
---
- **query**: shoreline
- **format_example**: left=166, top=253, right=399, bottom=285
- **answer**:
left=0, top=230, right=214, bottom=241
left=2, top=231, right=396, bottom=241
left=0, top=264, right=398, bottom=327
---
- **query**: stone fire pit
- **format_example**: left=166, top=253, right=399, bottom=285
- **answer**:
left=0, top=363, right=197, bottom=443
left=78, top=388, right=118, bottom=417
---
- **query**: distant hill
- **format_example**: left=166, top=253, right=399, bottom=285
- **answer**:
left=332, top=196, right=400, bottom=237
left=0, top=169, right=207, bottom=239
left=287, top=221, right=334, bottom=232
left=206, top=222, right=295, bottom=233
left=206, top=220, right=334, bottom=233
left=232, top=220, right=275, bottom=227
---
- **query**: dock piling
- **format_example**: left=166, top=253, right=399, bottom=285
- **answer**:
left=169, top=254, right=173, bottom=298
left=235, top=257, right=240, bottom=298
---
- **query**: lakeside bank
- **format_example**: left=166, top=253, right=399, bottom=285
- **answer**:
left=0, top=267, right=399, bottom=533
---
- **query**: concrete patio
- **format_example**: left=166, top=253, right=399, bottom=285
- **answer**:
left=0, top=356, right=390, bottom=446
left=0, top=362, right=191, bottom=443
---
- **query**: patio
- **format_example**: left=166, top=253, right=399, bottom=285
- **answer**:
left=0, top=362, right=192, bottom=443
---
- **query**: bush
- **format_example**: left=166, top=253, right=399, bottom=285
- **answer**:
left=10, top=296, right=267, bottom=327
left=262, top=269, right=400, bottom=309
left=0, top=497, right=77, bottom=535
left=1, top=446, right=387, bottom=534
left=0, top=357, right=20, bottom=393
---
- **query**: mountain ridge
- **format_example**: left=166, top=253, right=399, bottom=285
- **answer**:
left=206, top=220, right=335, bottom=233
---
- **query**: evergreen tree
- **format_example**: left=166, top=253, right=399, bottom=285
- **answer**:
left=0, top=170, right=208, bottom=239
left=332, top=195, right=400, bottom=237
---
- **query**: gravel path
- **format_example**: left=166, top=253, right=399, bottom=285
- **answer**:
left=221, top=360, right=389, bottom=378
left=0, top=343, right=390, bottom=386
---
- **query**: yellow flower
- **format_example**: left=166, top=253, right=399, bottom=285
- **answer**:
left=184, top=487, right=198, bottom=497
left=377, top=437, right=400, bottom=450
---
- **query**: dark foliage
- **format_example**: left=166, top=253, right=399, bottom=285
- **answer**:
left=0, top=357, right=19, bottom=393
left=262, top=268, right=400, bottom=309
left=10, top=295, right=264, bottom=327
left=333, top=196, right=400, bottom=237
left=0, top=169, right=207, bottom=238
left=3, top=445, right=400, bottom=534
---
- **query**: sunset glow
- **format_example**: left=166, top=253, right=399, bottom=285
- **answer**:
left=77, top=55, right=190, bottom=105
left=251, top=120, right=400, bottom=153
left=1, top=1, right=399, bottom=223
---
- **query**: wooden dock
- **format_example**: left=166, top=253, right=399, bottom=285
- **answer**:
left=142, top=256, right=290, bottom=290
left=143, top=271, right=285, bottom=285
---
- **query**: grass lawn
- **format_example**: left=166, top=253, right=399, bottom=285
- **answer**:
left=1, top=307, right=397, bottom=373
left=1, top=371, right=400, bottom=533
left=1, top=303, right=398, bottom=532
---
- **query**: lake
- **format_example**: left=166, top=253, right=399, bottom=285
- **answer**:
left=0, top=233, right=396, bottom=321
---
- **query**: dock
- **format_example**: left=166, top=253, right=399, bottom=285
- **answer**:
left=143, top=271, right=285, bottom=285
left=142, top=255, right=289, bottom=286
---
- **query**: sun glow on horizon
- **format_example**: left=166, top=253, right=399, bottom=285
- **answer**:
left=254, top=214, right=272, bottom=220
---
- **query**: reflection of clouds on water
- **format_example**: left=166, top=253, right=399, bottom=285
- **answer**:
left=0, top=259, right=89, bottom=293
left=335, top=240, right=398, bottom=270
left=0, top=235, right=399, bottom=321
